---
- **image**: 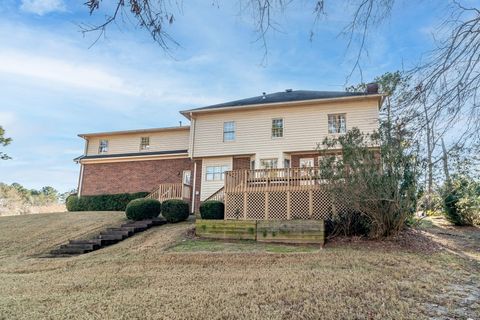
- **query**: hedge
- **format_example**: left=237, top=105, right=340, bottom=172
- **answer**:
left=199, top=200, right=224, bottom=219
left=161, top=199, right=189, bottom=223
left=66, top=192, right=149, bottom=212
left=125, top=198, right=161, bottom=221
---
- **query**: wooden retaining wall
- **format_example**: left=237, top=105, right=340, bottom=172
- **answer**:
left=195, top=219, right=256, bottom=240
left=195, top=219, right=324, bottom=245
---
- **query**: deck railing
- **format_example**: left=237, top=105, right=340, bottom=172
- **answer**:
left=224, top=167, right=326, bottom=193
left=146, top=183, right=191, bottom=202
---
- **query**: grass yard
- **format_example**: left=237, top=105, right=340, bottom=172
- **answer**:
left=0, top=212, right=478, bottom=319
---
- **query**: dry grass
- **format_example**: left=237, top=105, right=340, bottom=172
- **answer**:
left=0, top=213, right=478, bottom=319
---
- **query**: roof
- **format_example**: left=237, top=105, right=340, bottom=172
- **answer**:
left=181, top=90, right=382, bottom=117
left=78, top=125, right=190, bottom=139
left=74, top=149, right=188, bottom=162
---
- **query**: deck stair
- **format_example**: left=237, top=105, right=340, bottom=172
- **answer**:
left=50, top=217, right=167, bottom=256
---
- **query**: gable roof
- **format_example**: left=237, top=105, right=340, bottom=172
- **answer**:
left=180, top=90, right=383, bottom=118
left=78, top=125, right=190, bottom=139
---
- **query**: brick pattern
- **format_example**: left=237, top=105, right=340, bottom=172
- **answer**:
left=81, top=158, right=193, bottom=196
left=233, top=157, right=251, bottom=170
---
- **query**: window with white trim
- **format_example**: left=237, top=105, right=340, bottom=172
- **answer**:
left=328, top=114, right=346, bottom=134
left=223, top=121, right=235, bottom=142
left=140, top=137, right=150, bottom=150
left=271, top=118, right=284, bottom=138
left=260, top=158, right=278, bottom=169
left=205, top=165, right=229, bottom=181
left=98, top=139, right=108, bottom=153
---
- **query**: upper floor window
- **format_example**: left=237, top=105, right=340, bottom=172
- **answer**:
left=328, top=114, right=346, bottom=134
left=206, top=165, right=229, bottom=181
left=272, top=118, right=284, bottom=138
left=140, top=137, right=150, bottom=150
left=223, top=121, right=236, bottom=142
left=98, top=139, right=108, bottom=153
left=260, top=158, right=278, bottom=169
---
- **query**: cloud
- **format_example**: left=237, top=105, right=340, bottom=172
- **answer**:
left=20, top=0, right=65, bottom=15
left=0, top=50, right=140, bottom=96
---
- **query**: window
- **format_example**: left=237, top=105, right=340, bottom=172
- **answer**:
left=206, top=165, right=229, bottom=181
left=260, top=159, right=278, bottom=169
left=98, top=139, right=108, bottom=153
left=284, top=158, right=291, bottom=168
left=250, top=160, right=256, bottom=170
left=140, top=137, right=150, bottom=150
left=328, top=114, right=346, bottom=134
left=272, top=118, right=284, bottom=138
left=223, top=121, right=235, bottom=142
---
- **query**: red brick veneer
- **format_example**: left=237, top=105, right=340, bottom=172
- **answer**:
left=81, top=158, right=193, bottom=196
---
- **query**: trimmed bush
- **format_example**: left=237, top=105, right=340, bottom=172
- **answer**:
left=162, top=199, right=189, bottom=223
left=125, top=198, right=161, bottom=221
left=66, top=192, right=149, bottom=212
left=199, top=200, right=224, bottom=219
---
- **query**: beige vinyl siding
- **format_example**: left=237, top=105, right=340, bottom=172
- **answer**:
left=192, top=99, right=379, bottom=164
left=86, top=130, right=189, bottom=155
left=200, top=156, right=232, bottom=201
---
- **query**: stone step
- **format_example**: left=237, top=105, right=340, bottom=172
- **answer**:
left=61, top=243, right=99, bottom=250
left=100, top=229, right=132, bottom=237
left=69, top=239, right=103, bottom=246
left=97, top=234, right=125, bottom=241
left=51, top=247, right=93, bottom=255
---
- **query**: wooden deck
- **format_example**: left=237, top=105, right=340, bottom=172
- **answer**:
left=224, top=167, right=344, bottom=220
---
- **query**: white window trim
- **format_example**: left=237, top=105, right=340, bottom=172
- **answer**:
left=271, top=118, right=284, bottom=139
left=205, top=165, right=230, bottom=181
left=328, top=113, right=347, bottom=134
left=260, top=158, right=278, bottom=169
left=140, top=137, right=150, bottom=151
left=223, top=121, right=236, bottom=142
left=98, top=139, right=108, bottom=154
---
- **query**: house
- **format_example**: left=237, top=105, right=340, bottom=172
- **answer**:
left=74, top=88, right=384, bottom=217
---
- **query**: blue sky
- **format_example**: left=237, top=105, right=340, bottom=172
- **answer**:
left=0, top=0, right=443, bottom=192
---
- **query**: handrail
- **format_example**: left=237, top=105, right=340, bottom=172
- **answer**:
left=145, top=183, right=191, bottom=201
left=204, top=186, right=225, bottom=203
left=224, top=167, right=327, bottom=193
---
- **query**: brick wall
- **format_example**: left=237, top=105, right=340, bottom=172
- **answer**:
left=81, top=158, right=193, bottom=196
left=233, top=157, right=251, bottom=170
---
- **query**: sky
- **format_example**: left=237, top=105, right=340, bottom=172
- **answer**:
left=0, top=0, right=445, bottom=192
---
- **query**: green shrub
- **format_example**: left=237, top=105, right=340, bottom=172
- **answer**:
left=443, top=177, right=480, bottom=226
left=199, top=201, right=224, bottom=219
left=162, top=199, right=189, bottom=223
left=66, top=192, right=149, bottom=212
left=125, top=198, right=161, bottom=221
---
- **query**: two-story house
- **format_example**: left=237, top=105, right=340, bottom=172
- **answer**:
left=75, top=88, right=384, bottom=215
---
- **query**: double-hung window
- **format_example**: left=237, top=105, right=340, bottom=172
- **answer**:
left=98, top=139, right=108, bottom=153
left=205, top=165, right=229, bottom=181
left=328, top=114, right=346, bottom=134
left=223, top=121, right=235, bottom=142
left=271, top=118, right=284, bottom=138
left=140, top=137, right=150, bottom=150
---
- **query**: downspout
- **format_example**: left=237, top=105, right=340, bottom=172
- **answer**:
left=190, top=113, right=197, bottom=213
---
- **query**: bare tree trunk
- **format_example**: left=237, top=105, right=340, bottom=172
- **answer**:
left=441, top=138, right=451, bottom=189
left=423, top=103, right=433, bottom=210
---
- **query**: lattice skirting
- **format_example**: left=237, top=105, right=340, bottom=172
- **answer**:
left=225, top=189, right=343, bottom=220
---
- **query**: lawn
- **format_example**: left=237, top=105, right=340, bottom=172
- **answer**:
left=0, top=212, right=478, bottom=319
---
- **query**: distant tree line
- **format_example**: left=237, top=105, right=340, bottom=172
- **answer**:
left=0, top=183, right=75, bottom=216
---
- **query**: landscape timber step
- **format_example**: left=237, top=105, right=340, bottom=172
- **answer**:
left=50, top=217, right=168, bottom=257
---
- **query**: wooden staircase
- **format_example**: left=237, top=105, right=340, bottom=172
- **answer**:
left=50, top=217, right=167, bottom=256
left=204, top=187, right=225, bottom=202
left=145, top=183, right=192, bottom=202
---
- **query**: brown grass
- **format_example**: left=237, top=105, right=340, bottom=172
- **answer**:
left=0, top=213, right=478, bottom=319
